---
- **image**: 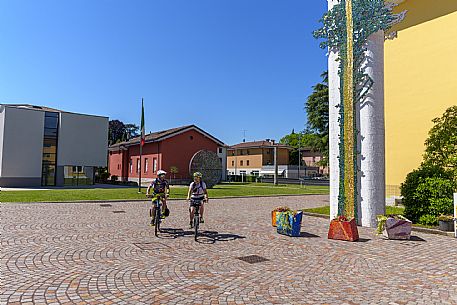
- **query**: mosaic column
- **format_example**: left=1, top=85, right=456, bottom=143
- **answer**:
left=327, top=0, right=386, bottom=227
left=358, top=30, right=386, bottom=227
left=328, top=0, right=341, bottom=221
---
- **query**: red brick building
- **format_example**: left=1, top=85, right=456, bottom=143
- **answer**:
left=108, top=125, right=226, bottom=184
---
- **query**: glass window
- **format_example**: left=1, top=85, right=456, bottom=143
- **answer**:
left=247, top=160, right=250, bottom=166
left=41, top=165, right=56, bottom=186
left=130, top=159, right=133, bottom=173
left=240, top=160, right=243, bottom=166
left=153, top=158, right=158, bottom=173
left=44, top=128, right=58, bottom=138
left=42, top=153, right=57, bottom=164
left=43, top=139, right=57, bottom=153
left=64, top=166, right=94, bottom=186
left=145, top=158, right=148, bottom=173
left=44, top=116, right=58, bottom=129
left=136, top=159, right=140, bottom=173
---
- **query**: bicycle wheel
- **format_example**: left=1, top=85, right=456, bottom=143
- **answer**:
left=194, top=214, right=199, bottom=241
left=155, top=204, right=161, bottom=237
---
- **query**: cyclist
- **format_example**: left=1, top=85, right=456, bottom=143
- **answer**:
left=146, top=170, right=170, bottom=226
left=187, top=172, right=209, bottom=228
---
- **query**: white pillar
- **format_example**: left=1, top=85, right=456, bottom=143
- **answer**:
left=327, top=0, right=386, bottom=227
left=358, top=30, right=386, bottom=227
left=328, top=0, right=341, bottom=220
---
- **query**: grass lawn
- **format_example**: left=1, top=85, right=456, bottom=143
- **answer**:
left=302, top=205, right=405, bottom=216
left=1, top=183, right=329, bottom=203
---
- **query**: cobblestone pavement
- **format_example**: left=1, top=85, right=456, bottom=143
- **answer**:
left=1, top=195, right=457, bottom=305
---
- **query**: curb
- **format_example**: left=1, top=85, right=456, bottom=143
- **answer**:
left=1, top=193, right=329, bottom=204
left=302, top=212, right=455, bottom=238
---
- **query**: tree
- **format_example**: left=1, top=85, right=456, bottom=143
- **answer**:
left=124, top=124, right=140, bottom=140
left=280, top=132, right=321, bottom=165
left=424, top=106, right=457, bottom=173
left=304, top=71, right=329, bottom=165
left=108, top=120, right=126, bottom=145
left=108, top=120, right=140, bottom=145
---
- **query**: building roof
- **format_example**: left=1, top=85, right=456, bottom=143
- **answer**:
left=1, top=104, right=108, bottom=118
left=109, top=125, right=226, bottom=149
left=229, top=140, right=291, bottom=150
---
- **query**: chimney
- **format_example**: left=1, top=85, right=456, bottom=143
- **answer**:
left=271, top=140, right=275, bottom=145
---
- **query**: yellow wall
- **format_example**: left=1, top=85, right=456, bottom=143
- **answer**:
left=384, top=0, right=457, bottom=191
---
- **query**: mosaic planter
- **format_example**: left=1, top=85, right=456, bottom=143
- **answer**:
left=382, top=217, right=412, bottom=240
left=271, top=210, right=278, bottom=227
left=276, top=211, right=303, bottom=237
left=328, top=218, right=359, bottom=242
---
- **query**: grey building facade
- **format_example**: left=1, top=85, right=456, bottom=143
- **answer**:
left=0, top=104, right=108, bottom=187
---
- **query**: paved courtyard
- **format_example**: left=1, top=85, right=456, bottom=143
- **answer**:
left=1, top=195, right=457, bottom=305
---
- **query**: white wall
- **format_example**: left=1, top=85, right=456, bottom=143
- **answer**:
left=0, top=106, right=5, bottom=176
left=57, top=112, right=108, bottom=167
left=217, top=146, right=228, bottom=181
left=1, top=107, right=44, bottom=179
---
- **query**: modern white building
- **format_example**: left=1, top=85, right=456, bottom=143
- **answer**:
left=0, top=104, right=108, bottom=187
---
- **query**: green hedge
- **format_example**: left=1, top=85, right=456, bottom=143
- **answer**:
left=401, top=164, right=455, bottom=225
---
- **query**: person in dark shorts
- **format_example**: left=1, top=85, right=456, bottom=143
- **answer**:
left=186, top=172, right=209, bottom=228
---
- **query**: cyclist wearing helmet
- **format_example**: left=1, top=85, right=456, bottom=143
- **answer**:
left=146, top=170, right=170, bottom=225
left=187, top=172, right=208, bottom=228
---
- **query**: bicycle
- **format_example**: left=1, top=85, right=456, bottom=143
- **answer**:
left=190, top=199, right=204, bottom=241
left=148, top=194, right=165, bottom=237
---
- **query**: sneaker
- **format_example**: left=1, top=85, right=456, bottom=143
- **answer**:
left=150, top=219, right=155, bottom=226
left=189, top=222, right=193, bottom=229
left=200, top=217, right=205, bottom=224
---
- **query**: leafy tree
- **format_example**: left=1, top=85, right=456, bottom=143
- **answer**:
left=109, top=120, right=126, bottom=145
left=424, top=106, right=457, bottom=173
left=280, top=132, right=322, bottom=165
left=108, top=120, right=140, bottom=145
left=124, top=123, right=140, bottom=140
left=304, top=71, right=329, bottom=165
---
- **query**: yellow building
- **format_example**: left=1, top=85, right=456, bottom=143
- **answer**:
left=385, top=0, right=457, bottom=196
left=227, top=141, right=290, bottom=176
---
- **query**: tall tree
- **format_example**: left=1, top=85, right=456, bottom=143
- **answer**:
left=424, top=105, right=457, bottom=173
left=304, top=71, right=329, bottom=165
left=124, top=123, right=140, bottom=140
left=108, top=120, right=126, bottom=145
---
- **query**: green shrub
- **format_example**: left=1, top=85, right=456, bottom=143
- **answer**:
left=418, top=214, right=438, bottom=226
left=400, top=164, right=454, bottom=223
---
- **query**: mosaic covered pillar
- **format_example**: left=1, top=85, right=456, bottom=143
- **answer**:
left=327, top=0, right=386, bottom=227
left=328, top=0, right=341, bottom=221
left=358, top=30, right=386, bottom=227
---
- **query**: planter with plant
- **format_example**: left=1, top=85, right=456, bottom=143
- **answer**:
left=376, top=215, right=412, bottom=240
left=438, top=215, right=455, bottom=232
left=272, top=206, right=291, bottom=227
left=276, top=209, right=303, bottom=237
left=328, top=216, right=359, bottom=242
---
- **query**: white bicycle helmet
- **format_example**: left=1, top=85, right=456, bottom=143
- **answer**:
left=157, top=170, right=167, bottom=176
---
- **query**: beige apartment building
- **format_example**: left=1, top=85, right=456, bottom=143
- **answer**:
left=227, top=140, right=290, bottom=176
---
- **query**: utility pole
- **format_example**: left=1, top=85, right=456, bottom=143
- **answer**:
left=274, top=145, right=278, bottom=185
left=298, top=132, right=301, bottom=181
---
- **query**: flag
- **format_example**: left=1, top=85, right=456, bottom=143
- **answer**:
left=140, top=98, right=145, bottom=146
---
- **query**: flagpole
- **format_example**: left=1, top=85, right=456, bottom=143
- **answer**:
left=138, top=98, right=144, bottom=193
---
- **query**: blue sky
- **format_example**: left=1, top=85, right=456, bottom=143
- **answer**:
left=0, top=0, right=327, bottom=145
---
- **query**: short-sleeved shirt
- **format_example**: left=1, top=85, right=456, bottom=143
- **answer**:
left=150, top=178, right=169, bottom=195
left=189, top=181, right=207, bottom=200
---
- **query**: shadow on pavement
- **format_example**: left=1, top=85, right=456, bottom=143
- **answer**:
left=157, top=228, right=246, bottom=244
left=159, top=228, right=246, bottom=244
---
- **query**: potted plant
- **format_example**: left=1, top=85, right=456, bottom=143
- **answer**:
left=276, top=210, right=303, bottom=237
left=328, top=216, right=359, bottom=242
left=376, top=215, right=412, bottom=240
left=271, top=206, right=291, bottom=227
left=438, top=215, right=455, bottom=232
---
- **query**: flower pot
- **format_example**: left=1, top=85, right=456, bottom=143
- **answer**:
left=439, top=220, right=454, bottom=232
left=383, top=217, right=412, bottom=240
left=276, top=211, right=303, bottom=237
left=271, top=210, right=278, bottom=227
left=328, top=218, right=359, bottom=242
